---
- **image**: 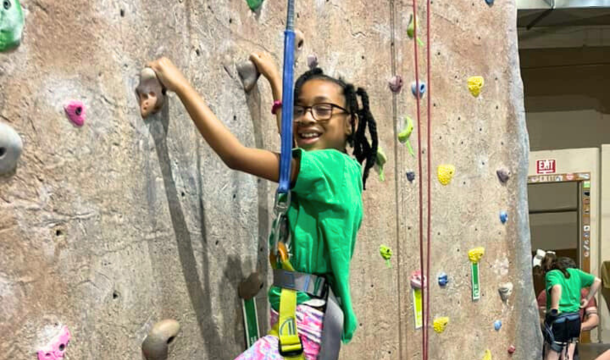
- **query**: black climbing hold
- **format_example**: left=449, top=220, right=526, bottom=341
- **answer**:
left=406, top=171, right=416, bottom=182
left=496, top=168, right=510, bottom=183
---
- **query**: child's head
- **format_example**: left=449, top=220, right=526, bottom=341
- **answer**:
left=539, top=252, right=573, bottom=279
left=293, top=68, right=378, bottom=188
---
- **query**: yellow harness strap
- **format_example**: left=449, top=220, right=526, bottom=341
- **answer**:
left=268, top=243, right=304, bottom=360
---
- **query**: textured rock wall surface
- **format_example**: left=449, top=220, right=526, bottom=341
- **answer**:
left=0, top=0, right=542, bottom=359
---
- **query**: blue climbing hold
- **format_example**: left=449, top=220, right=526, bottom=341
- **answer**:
left=438, top=272, right=448, bottom=287
left=494, top=320, right=502, bottom=331
left=406, top=171, right=416, bottom=182
left=411, top=81, right=426, bottom=99
left=485, top=0, right=494, bottom=5
left=500, top=211, right=508, bottom=224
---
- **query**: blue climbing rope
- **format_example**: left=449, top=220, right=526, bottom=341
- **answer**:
left=277, top=0, right=296, bottom=196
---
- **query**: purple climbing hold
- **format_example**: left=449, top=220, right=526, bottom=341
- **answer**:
left=500, top=211, right=508, bottom=224
left=388, top=75, right=403, bottom=93
left=307, top=54, right=318, bottom=69
left=64, top=100, right=86, bottom=127
left=406, top=171, right=416, bottom=182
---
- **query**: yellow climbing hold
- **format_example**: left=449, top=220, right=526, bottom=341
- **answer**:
left=482, top=349, right=492, bottom=360
left=437, top=164, right=455, bottom=185
left=433, top=317, right=449, bottom=333
left=468, top=76, right=484, bottom=97
left=468, top=247, right=485, bottom=263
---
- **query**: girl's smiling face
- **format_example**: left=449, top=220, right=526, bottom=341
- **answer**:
left=293, top=79, right=352, bottom=151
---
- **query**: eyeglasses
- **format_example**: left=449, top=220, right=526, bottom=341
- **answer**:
left=293, top=103, right=349, bottom=122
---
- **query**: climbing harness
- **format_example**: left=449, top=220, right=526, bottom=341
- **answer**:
left=543, top=311, right=581, bottom=360
left=266, top=0, right=344, bottom=359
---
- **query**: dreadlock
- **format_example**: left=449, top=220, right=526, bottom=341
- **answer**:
left=294, top=68, right=379, bottom=189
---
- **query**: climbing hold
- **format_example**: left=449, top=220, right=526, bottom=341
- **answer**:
left=468, top=76, right=485, bottom=97
left=406, top=14, right=425, bottom=46
left=411, top=81, right=426, bottom=99
left=64, top=100, right=86, bottom=127
left=388, top=75, right=403, bottom=93
left=482, top=349, right=492, bottom=360
left=37, top=325, right=71, bottom=360
left=246, top=0, right=263, bottom=11
left=433, top=317, right=449, bottom=333
left=410, top=270, right=426, bottom=289
left=508, top=345, right=516, bottom=354
left=379, top=245, right=393, bottom=268
left=136, top=68, right=166, bottom=118
left=438, top=272, right=448, bottom=287
left=398, top=116, right=415, bottom=157
left=237, top=61, right=261, bottom=92
left=468, top=247, right=485, bottom=263
left=469, top=247, right=484, bottom=301
left=406, top=171, right=416, bottom=182
left=375, top=147, right=387, bottom=182
left=500, top=211, right=508, bottom=224
left=485, top=0, right=494, bottom=5
left=494, top=320, right=502, bottom=331
left=437, top=164, right=455, bottom=185
left=0, top=0, right=24, bottom=52
left=498, top=282, right=513, bottom=302
left=294, top=29, right=305, bottom=52
left=142, top=319, right=181, bottom=360
left=496, top=168, right=511, bottom=183
left=307, top=54, right=318, bottom=69
left=238, top=271, right=264, bottom=300
left=0, top=121, right=23, bottom=175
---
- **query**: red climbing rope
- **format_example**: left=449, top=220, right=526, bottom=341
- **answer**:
left=425, top=0, right=432, bottom=358
left=410, top=0, right=426, bottom=359
left=412, top=0, right=432, bottom=358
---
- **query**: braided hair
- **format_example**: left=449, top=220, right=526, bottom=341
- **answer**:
left=294, top=68, right=379, bottom=189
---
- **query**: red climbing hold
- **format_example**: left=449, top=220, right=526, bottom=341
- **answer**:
left=64, top=100, right=86, bottom=127
left=508, top=345, right=516, bottom=354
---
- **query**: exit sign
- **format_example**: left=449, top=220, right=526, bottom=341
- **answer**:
left=537, top=159, right=556, bottom=174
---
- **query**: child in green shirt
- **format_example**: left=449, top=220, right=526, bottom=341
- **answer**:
left=147, top=53, right=378, bottom=360
left=537, top=251, right=602, bottom=360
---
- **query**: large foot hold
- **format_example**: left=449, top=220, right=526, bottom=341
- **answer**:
left=237, top=61, right=261, bottom=92
left=0, top=0, right=25, bottom=52
left=0, top=121, right=23, bottom=175
left=136, top=68, right=166, bottom=118
left=142, top=319, right=181, bottom=360
left=238, top=271, right=264, bottom=300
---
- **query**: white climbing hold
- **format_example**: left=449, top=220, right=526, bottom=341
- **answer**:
left=0, top=121, right=23, bottom=175
left=142, top=319, right=181, bottom=360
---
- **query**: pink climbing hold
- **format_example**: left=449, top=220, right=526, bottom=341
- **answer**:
left=64, top=100, right=86, bottom=127
left=388, top=75, right=403, bottom=93
left=37, top=325, right=71, bottom=360
left=410, top=270, right=426, bottom=289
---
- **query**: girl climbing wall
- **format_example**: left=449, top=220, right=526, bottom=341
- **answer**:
left=537, top=252, right=603, bottom=360
left=145, top=53, right=378, bottom=359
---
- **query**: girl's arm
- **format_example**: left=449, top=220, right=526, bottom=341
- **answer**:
left=582, top=277, right=602, bottom=308
left=147, top=57, right=299, bottom=183
left=249, top=52, right=283, bottom=133
left=550, top=285, right=562, bottom=310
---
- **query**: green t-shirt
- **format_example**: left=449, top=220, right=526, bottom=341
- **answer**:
left=268, top=148, right=363, bottom=343
left=545, top=268, right=595, bottom=313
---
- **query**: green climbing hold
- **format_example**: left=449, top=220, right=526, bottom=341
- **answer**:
left=379, top=245, right=393, bottom=268
left=0, top=0, right=24, bottom=52
left=398, top=116, right=415, bottom=157
left=407, top=14, right=425, bottom=47
left=375, top=147, right=387, bottom=182
left=247, top=0, right=263, bottom=11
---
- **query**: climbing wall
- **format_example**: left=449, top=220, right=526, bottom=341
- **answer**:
left=0, top=0, right=542, bottom=359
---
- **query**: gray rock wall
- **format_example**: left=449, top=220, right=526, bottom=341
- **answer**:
left=0, top=0, right=542, bottom=358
